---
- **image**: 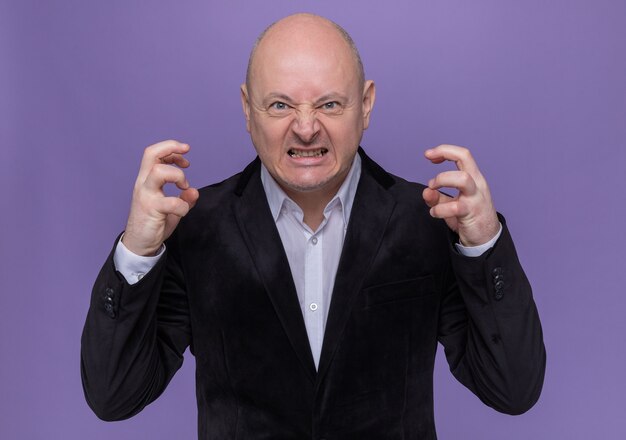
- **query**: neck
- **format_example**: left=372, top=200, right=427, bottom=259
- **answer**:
left=283, top=175, right=346, bottom=231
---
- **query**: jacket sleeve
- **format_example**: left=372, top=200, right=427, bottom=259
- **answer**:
left=437, top=215, right=546, bottom=415
left=80, top=234, right=190, bottom=421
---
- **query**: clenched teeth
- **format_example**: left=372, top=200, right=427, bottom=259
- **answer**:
left=288, top=148, right=328, bottom=158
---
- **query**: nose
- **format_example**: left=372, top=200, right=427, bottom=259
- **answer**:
left=291, top=108, right=320, bottom=144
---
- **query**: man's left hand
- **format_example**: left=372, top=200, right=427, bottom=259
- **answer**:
left=422, top=144, right=500, bottom=247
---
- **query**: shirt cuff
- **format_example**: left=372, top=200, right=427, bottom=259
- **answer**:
left=454, top=223, right=503, bottom=257
left=113, top=234, right=166, bottom=285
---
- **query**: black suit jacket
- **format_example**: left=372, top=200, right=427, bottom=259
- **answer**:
left=81, top=148, right=545, bottom=439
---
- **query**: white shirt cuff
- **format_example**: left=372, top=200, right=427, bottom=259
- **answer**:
left=113, top=234, right=166, bottom=285
left=454, top=223, right=503, bottom=257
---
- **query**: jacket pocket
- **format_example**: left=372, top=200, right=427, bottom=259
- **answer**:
left=363, top=275, right=436, bottom=308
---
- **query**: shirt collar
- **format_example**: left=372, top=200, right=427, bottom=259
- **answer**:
left=260, top=153, right=362, bottom=227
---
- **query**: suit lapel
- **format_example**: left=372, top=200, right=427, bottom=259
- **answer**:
left=317, top=159, right=396, bottom=382
left=233, top=160, right=317, bottom=382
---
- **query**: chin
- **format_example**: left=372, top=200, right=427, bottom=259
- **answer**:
left=284, top=181, right=327, bottom=193
left=281, top=175, right=337, bottom=194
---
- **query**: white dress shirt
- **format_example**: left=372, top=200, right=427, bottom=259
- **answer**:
left=113, top=155, right=501, bottom=369
left=258, top=155, right=362, bottom=368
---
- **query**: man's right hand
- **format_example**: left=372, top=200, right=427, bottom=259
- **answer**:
left=122, top=140, right=199, bottom=256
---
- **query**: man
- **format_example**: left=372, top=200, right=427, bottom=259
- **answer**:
left=81, top=13, right=545, bottom=439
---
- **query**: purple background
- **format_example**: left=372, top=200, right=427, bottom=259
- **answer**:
left=2, top=0, right=625, bottom=438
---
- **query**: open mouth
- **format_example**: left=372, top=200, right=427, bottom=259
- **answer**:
left=288, top=148, right=328, bottom=158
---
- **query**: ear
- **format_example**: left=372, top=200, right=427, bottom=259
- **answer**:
left=361, top=80, right=376, bottom=130
left=240, top=84, right=251, bottom=133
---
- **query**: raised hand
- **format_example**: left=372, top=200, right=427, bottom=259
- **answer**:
left=422, top=144, right=500, bottom=247
left=122, top=140, right=199, bottom=256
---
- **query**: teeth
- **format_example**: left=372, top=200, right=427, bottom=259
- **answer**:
left=288, top=148, right=327, bottom=158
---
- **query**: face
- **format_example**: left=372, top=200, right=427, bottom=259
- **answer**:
left=241, top=18, right=375, bottom=200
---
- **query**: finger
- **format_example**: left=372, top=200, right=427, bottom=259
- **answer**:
left=138, top=140, right=190, bottom=181
left=155, top=196, right=192, bottom=218
left=160, top=153, right=190, bottom=168
left=429, top=200, right=470, bottom=219
left=422, top=187, right=453, bottom=208
left=180, top=187, right=199, bottom=210
left=424, top=144, right=479, bottom=176
left=143, top=164, right=189, bottom=192
left=428, top=170, right=477, bottom=196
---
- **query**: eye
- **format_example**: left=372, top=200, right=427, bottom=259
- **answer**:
left=270, top=102, right=289, bottom=110
left=322, top=101, right=339, bottom=110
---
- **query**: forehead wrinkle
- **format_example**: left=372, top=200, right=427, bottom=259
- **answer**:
left=253, top=51, right=359, bottom=104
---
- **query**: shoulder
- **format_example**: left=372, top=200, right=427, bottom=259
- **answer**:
left=384, top=173, right=440, bottom=230
left=167, top=161, right=259, bottom=247
left=189, top=155, right=261, bottom=213
left=387, top=173, right=428, bottom=199
left=194, top=172, right=245, bottom=210
left=359, top=149, right=450, bottom=241
left=359, top=148, right=428, bottom=207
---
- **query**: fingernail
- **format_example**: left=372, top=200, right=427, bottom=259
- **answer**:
left=428, top=179, right=434, bottom=187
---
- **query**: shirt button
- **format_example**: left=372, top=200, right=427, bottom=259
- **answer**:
left=132, top=272, right=145, bottom=281
left=311, top=237, right=318, bottom=245
left=309, top=303, right=318, bottom=311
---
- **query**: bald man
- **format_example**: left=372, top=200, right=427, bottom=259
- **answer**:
left=81, top=13, right=545, bottom=439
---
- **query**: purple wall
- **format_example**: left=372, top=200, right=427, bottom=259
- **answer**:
left=2, top=1, right=625, bottom=438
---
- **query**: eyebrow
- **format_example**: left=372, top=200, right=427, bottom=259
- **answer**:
left=264, top=93, right=295, bottom=105
left=314, top=94, right=348, bottom=105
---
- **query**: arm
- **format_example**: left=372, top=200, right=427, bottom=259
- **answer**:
left=81, top=236, right=189, bottom=420
left=81, top=140, right=199, bottom=420
left=439, top=217, right=545, bottom=414
left=423, top=145, right=545, bottom=414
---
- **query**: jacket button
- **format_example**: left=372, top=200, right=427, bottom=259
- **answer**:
left=492, top=267, right=503, bottom=277
left=104, top=303, right=116, bottom=318
left=494, top=290, right=504, bottom=301
left=103, top=287, right=117, bottom=318
left=494, top=280, right=505, bottom=291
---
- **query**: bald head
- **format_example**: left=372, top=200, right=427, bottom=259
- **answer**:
left=245, top=13, right=365, bottom=92
left=239, top=13, right=376, bottom=205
